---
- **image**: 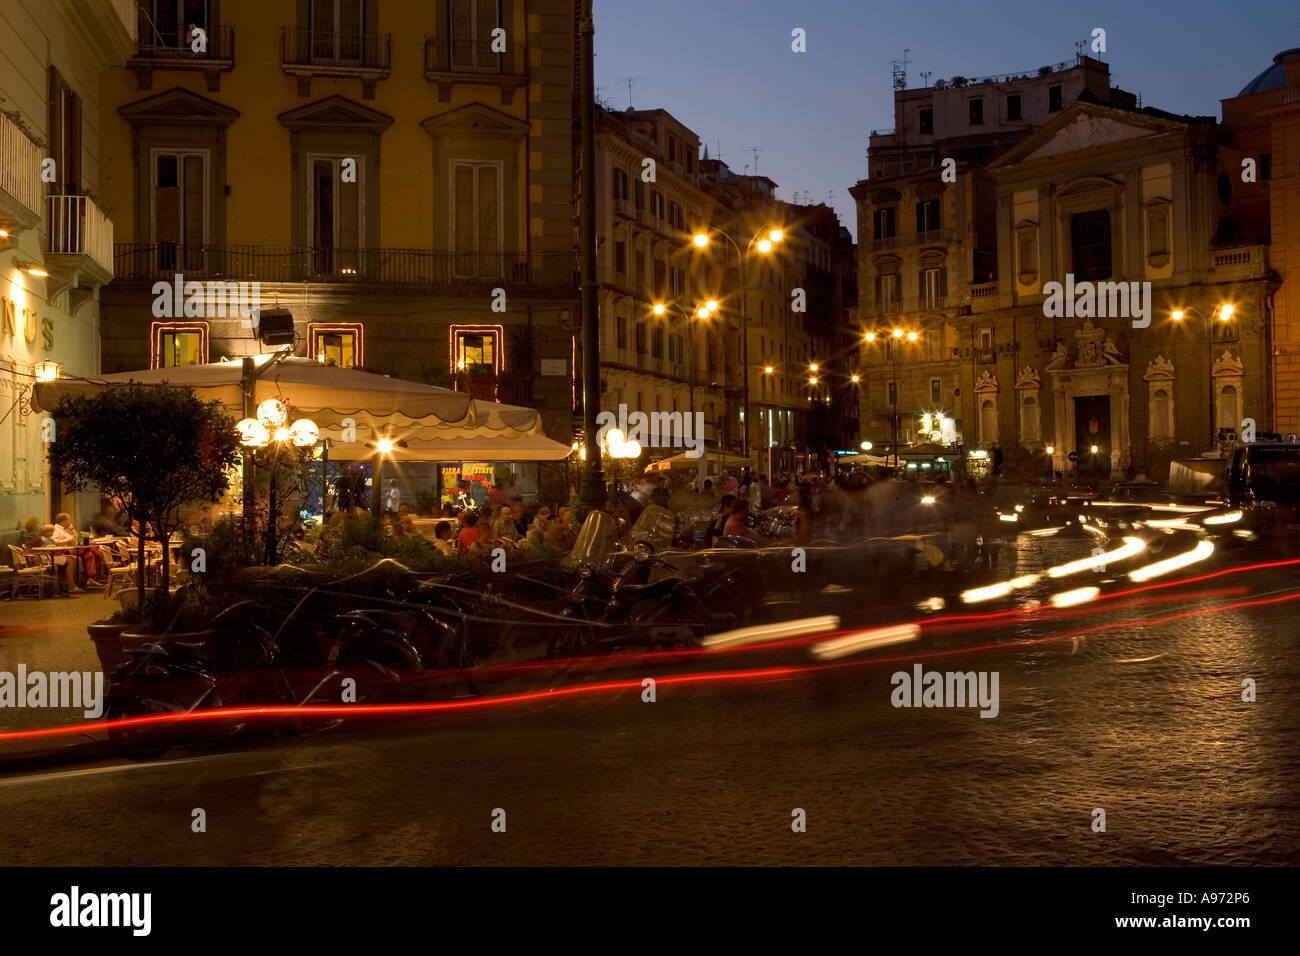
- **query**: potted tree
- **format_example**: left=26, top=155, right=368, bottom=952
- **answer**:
left=47, top=383, right=241, bottom=669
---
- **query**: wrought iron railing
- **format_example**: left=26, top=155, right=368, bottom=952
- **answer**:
left=133, top=23, right=234, bottom=62
left=113, top=244, right=576, bottom=287
left=424, top=37, right=524, bottom=76
left=282, top=29, right=390, bottom=70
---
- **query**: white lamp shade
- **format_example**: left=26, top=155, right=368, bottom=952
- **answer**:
left=288, top=418, right=319, bottom=446
left=256, top=398, right=288, bottom=429
left=236, top=418, right=270, bottom=447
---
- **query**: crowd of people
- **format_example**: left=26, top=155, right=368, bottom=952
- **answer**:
left=12, top=501, right=134, bottom=594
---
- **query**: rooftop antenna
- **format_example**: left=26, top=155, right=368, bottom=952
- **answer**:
left=891, top=48, right=910, bottom=91
left=920, top=70, right=932, bottom=87
left=747, top=145, right=765, bottom=175
left=619, top=75, right=643, bottom=109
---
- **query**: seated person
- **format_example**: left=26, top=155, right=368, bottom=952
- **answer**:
left=491, top=505, right=519, bottom=540
left=457, top=512, right=481, bottom=551
left=54, top=512, right=102, bottom=585
left=37, top=523, right=82, bottom=592
left=19, top=516, right=43, bottom=549
left=433, top=520, right=456, bottom=556
left=722, top=498, right=754, bottom=540
left=90, top=502, right=128, bottom=537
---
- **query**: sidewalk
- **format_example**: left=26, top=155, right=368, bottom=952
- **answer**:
left=0, top=592, right=115, bottom=734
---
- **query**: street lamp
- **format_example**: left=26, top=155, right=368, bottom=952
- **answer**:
left=865, top=326, right=916, bottom=468
left=1171, top=303, right=1235, bottom=450
left=235, top=399, right=319, bottom=564
left=691, top=225, right=784, bottom=468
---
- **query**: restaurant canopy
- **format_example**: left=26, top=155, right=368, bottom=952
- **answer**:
left=32, top=356, right=573, bottom=462
left=644, top=450, right=752, bottom=473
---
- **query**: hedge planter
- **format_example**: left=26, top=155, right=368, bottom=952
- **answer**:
left=87, top=622, right=134, bottom=673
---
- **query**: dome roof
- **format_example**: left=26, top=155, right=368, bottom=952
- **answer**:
left=1238, top=48, right=1300, bottom=96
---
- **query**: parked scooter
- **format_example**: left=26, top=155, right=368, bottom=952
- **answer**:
left=104, top=600, right=294, bottom=760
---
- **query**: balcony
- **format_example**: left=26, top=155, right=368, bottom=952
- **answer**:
left=914, top=228, right=952, bottom=246
left=1209, top=243, right=1270, bottom=281
left=129, top=24, right=235, bottom=91
left=975, top=346, right=996, bottom=364
left=112, top=245, right=576, bottom=293
left=282, top=29, right=391, bottom=99
left=424, top=37, right=526, bottom=105
left=0, top=112, right=43, bottom=242
left=613, top=197, right=635, bottom=221
left=45, top=193, right=114, bottom=299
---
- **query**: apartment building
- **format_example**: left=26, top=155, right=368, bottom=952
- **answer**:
left=97, top=0, right=579, bottom=445
left=0, top=0, right=133, bottom=528
left=1222, top=49, right=1300, bottom=434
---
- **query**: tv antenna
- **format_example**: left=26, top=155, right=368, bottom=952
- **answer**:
left=920, top=70, right=933, bottom=87
left=747, top=145, right=765, bottom=174
left=619, top=75, right=643, bottom=109
left=891, top=48, right=911, bottom=91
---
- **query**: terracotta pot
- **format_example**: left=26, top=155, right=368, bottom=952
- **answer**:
left=87, top=622, right=132, bottom=672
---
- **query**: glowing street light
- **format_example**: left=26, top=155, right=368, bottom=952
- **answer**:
left=851, top=374, right=860, bottom=383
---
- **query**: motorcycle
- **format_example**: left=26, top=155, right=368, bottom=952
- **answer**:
left=104, top=600, right=294, bottom=760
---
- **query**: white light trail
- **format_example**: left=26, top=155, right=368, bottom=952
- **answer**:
left=1127, top=540, right=1215, bottom=582
left=1046, top=536, right=1146, bottom=578
left=811, top=624, right=921, bottom=661
left=703, top=615, right=840, bottom=650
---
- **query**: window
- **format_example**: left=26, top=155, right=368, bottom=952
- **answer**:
left=451, top=160, right=501, bottom=275
left=667, top=134, right=678, bottom=165
left=670, top=266, right=684, bottom=296
left=968, top=98, right=983, bottom=125
left=47, top=69, right=81, bottom=196
left=152, top=150, right=207, bottom=272
left=1219, top=385, right=1239, bottom=431
left=920, top=266, right=947, bottom=308
left=1146, top=203, right=1170, bottom=259
left=310, top=323, right=364, bottom=367
left=874, top=273, right=901, bottom=310
left=651, top=327, right=663, bottom=359
left=926, top=330, right=942, bottom=362
left=652, top=190, right=665, bottom=220
left=1261, top=153, right=1273, bottom=181
left=919, top=108, right=933, bottom=134
left=873, top=207, right=896, bottom=240
left=1048, top=84, right=1062, bottom=112
left=310, top=0, right=365, bottom=64
left=1020, top=394, right=1039, bottom=442
left=144, top=0, right=212, bottom=50
left=670, top=202, right=684, bottom=231
left=1071, top=209, right=1112, bottom=281
left=635, top=322, right=647, bottom=354
left=980, top=398, right=998, bottom=442
left=1006, top=94, right=1021, bottom=121
left=448, top=0, right=506, bottom=69
left=1151, top=388, right=1172, bottom=440
left=634, top=178, right=645, bottom=210
left=1016, top=224, right=1038, bottom=280
left=316, top=331, right=357, bottom=367
left=653, top=259, right=667, bottom=296
left=614, top=240, right=626, bottom=275
left=311, top=155, right=363, bottom=274
left=616, top=314, right=628, bottom=350
left=152, top=322, right=208, bottom=368
left=669, top=333, right=683, bottom=365
left=612, top=165, right=629, bottom=202
left=452, top=327, right=500, bottom=375
left=916, top=199, right=941, bottom=234
left=930, top=377, right=943, bottom=404
left=887, top=382, right=897, bottom=405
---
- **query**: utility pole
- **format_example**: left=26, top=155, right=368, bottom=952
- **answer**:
left=578, top=0, right=605, bottom=510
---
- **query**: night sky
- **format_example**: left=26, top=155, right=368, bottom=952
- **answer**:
left=594, top=0, right=1299, bottom=240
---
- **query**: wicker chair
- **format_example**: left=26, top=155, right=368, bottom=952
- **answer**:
left=6, top=546, right=54, bottom=599
left=100, top=545, right=137, bottom=600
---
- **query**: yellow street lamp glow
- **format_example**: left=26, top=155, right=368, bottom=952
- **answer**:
left=809, top=376, right=818, bottom=385
left=810, top=363, right=819, bottom=372
left=1172, top=309, right=1185, bottom=321
left=907, top=331, right=918, bottom=342
left=764, top=366, right=774, bottom=374
left=376, top=438, right=394, bottom=454
left=652, top=303, right=666, bottom=316
left=1090, top=445, right=1099, bottom=454
left=697, top=307, right=710, bottom=319
left=288, top=419, right=319, bottom=447
left=756, top=238, right=773, bottom=253
left=769, top=229, right=783, bottom=242
left=705, top=299, right=718, bottom=312
left=865, top=331, right=875, bottom=342
left=1218, top=304, right=1234, bottom=320
left=256, top=398, right=287, bottom=429
left=892, top=328, right=904, bottom=338
left=1046, top=445, right=1055, bottom=454
left=692, top=233, right=709, bottom=248
left=851, top=374, right=860, bottom=383
left=273, top=427, right=290, bottom=443
left=606, top=428, right=625, bottom=448
left=235, top=419, right=270, bottom=447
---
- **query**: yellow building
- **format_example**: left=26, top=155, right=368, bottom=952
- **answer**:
left=1223, top=49, right=1300, bottom=434
left=0, top=0, right=132, bottom=529
left=98, top=0, right=579, bottom=454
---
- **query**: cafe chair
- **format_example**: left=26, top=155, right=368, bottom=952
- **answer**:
left=6, top=546, right=55, bottom=599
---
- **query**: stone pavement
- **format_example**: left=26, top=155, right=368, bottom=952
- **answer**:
left=0, top=591, right=116, bottom=732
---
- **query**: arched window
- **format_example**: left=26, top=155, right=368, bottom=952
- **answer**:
left=1219, top=385, right=1239, bottom=431
left=980, top=398, right=998, bottom=443
left=1152, top=388, right=1171, bottom=439
left=1020, top=394, right=1039, bottom=442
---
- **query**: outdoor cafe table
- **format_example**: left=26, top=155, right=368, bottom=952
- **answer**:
left=23, top=545, right=81, bottom=596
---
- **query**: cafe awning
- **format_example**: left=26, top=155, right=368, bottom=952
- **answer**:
left=32, top=356, right=572, bottom=462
